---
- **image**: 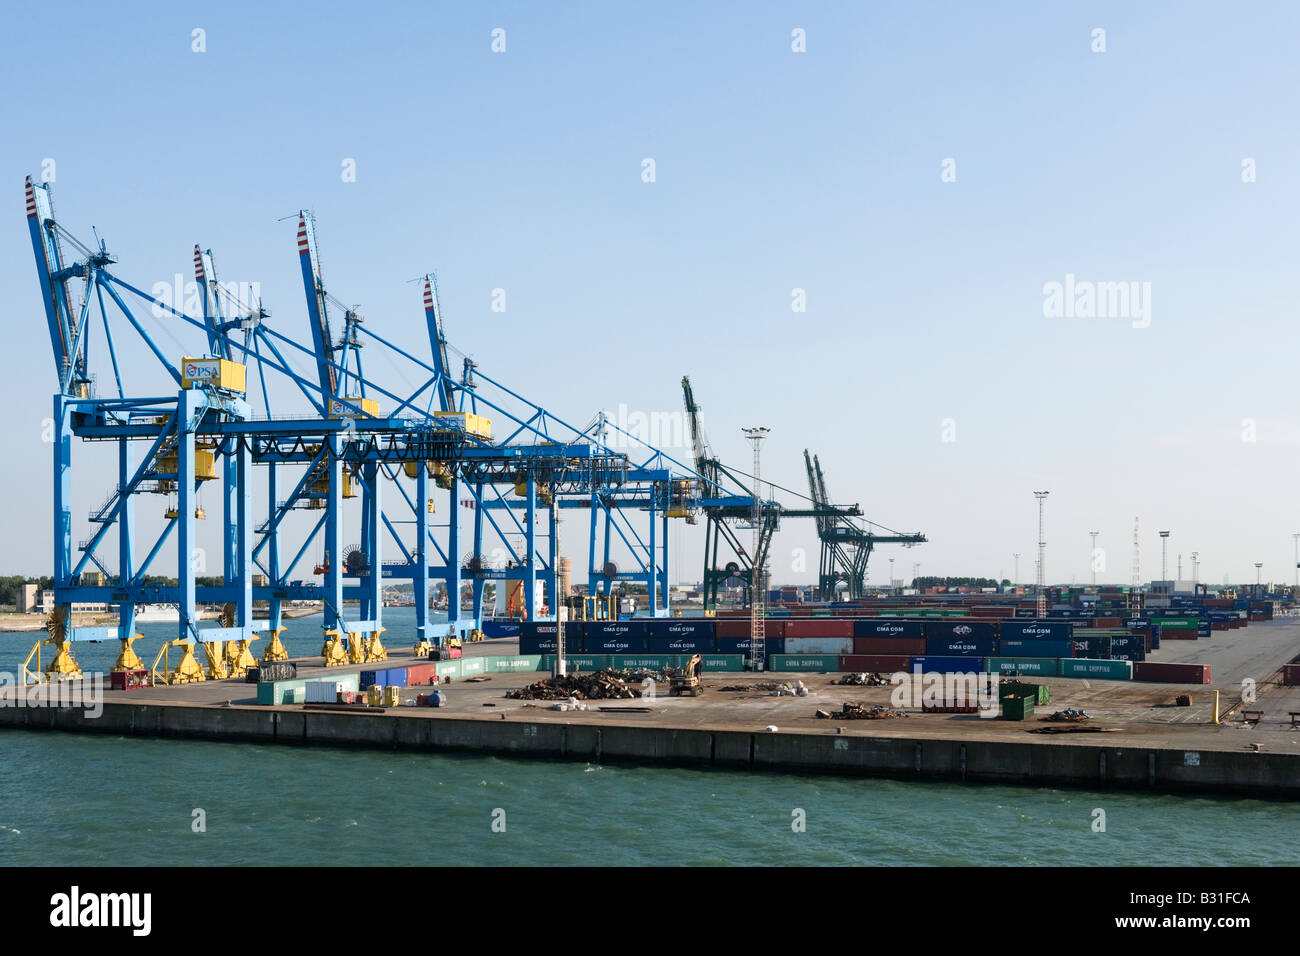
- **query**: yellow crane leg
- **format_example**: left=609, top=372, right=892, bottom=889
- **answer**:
left=365, top=628, right=388, bottom=662
left=112, top=634, right=145, bottom=672
left=262, top=627, right=289, bottom=662
left=321, top=630, right=348, bottom=667
left=44, top=639, right=83, bottom=681
left=347, top=631, right=367, bottom=664
left=225, top=637, right=259, bottom=678
left=203, top=641, right=229, bottom=680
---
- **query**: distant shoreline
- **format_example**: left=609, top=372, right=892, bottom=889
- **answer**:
left=0, top=602, right=323, bottom=635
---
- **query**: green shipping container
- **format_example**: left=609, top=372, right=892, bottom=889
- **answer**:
left=610, top=655, right=679, bottom=670
left=1000, top=696, right=1036, bottom=720
left=983, top=657, right=1059, bottom=677
left=768, top=654, right=840, bottom=672
left=487, top=655, right=543, bottom=673
left=700, top=654, right=745, bottom=672
left=257, top=678, right=307, bottom=705
left=1157, top=619, right=1198, bottom=629
left=433, top=659, right=462, bottom=679
left=1000, top=681, right=1050, bottom=705
left=1060, top=658, right=1133, bottom=680
left=459, top=657, right=486, bottom=676
left=536, top=655, right=612, bottom=672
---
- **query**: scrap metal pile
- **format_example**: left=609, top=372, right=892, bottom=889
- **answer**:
left=506, top=668, right=642, bottom=701
left=815, top=702, right=907, bottom=720
left=1045, top=707, right=1092, bottom=722
left=836, top=672, right=892, bottom=686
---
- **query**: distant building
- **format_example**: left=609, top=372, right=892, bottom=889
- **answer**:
left=16, top=583, right=39, bottom=612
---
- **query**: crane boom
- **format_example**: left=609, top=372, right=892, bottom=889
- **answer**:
left=296, top=212, right=338, bottom=401
left=423, top=275, right=456, bottom=412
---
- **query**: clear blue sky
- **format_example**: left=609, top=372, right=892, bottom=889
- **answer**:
left=2, top=1, right=1299, bottom=588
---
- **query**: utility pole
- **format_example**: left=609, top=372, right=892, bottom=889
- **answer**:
left=1034, top=492, right=1049, bottom=618
left=1013, top=553, right=1020, bottom=589
left=1159, top=531, right=1170, bottom=593
left=1177, top=553, right=1182, bottom=580
left=888, top=557, right=895, bottom=592
left=742, top=426, right=769, bottom=672
left=1293, top=533, right=1299, bottom=589
left=1255, top=562, right=1263, bottom=595
left=1089, top=531, right=1098, bottom=586
left=1191, top=551, right=1199, bottom=592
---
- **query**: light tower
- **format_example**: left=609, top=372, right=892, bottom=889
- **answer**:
left=1293, top=533, right=1299, bottom=589
left=1255, top=562, right=1263, bottom=595
left=1034, top=492, right=1049, bottom=618
left=1191, top=551, right=1199, bottom=592
left=888, top=557, right=895, bottom=592
left=742, top=426, right=769, bottom=671
left=1013, top=553, right=1020, bottom=588
left=1089, top=531, right=1099, bottom=586
left=1159, top=531, right=1170, bottom=593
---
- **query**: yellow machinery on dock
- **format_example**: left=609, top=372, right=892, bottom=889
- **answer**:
left=22, top=608, right=84, bottom=684
left=321, top=629, right=348, bottom=667
left=151, top=639, right=206, bottom=685
left=112, top=633, right=145, bottom=672
left=262, top=627, right=289, bottom=662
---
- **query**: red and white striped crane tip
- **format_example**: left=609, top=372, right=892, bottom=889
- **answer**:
left=423, top=279, right=434, bottom=309
left=24, top=176, right=37, bottom=218
left=296, top=214, right=309, bottom=254
left=193, top=245, right=205, bottom=280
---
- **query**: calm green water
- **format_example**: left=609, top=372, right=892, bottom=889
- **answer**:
left=0, top=729, right=1297, bottom=866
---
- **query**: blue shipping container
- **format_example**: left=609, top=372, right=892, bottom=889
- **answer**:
left=1000, top=620, right=1073, bottom=640
left=908, top=656, right=984, bottom=674
left=586, top=633, right=649, bottom=653
left=854, top=619, right=924, bottom=638
left=645, top=619, right=715, bottom=638
left=922, top=620, right=998, bottom=640
left=997, top=638, right=1074, bottom=658
left=519, top=634, right=560, bottom=655
left=647, top=634, right=716, bottom=654
left=359, top=669, right=383, bottom=689
left=584, top=621, right=649, bottom=640
left=924, top=636, right=995, bottom=656
left=715, top=636, right=784, bottom=656
left=1072, top=635, right=1113, bottom=659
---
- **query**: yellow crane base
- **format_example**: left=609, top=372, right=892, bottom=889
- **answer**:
left=224, top=638, right=259, bottom=678
left=42, top=639, right=85, bottom=681
left=321, top=632, right=348, bottom=667
left=365, top=630, right=387, bottom=662
left=261, top=628, right=289, bottom=662
left=167, top=644, right=206, bottom=684
left=347, top=633, right=367, bottom=664
left=203, top=641, right=229, bottom=681
left=112, top=634, right=145, bottom=672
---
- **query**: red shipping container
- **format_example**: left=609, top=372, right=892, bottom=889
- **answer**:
left=1094, top=617, right=1122, bottom=628
left=1132, top=661, right=1211, bottom=684
left=715, top=619, right=784, bottom=639
left=852, top=637, right=926, bottom=656
left=1159, top=630, right=1197, bottom=640
left=785, top=619, right=854, bottom=638
left=1283, top=664, right=1300, bottom=686
left=839, top=654, right=911, bottom=672
left=406, top=663, right=437, bottom=685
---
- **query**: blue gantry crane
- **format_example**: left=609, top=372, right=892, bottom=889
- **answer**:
left=23, top=175, right=707, bottom=682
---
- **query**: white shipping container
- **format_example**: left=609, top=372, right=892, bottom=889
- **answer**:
left=782, top=636, right=854, bottom=655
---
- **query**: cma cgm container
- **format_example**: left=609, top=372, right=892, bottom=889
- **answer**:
left=784, top=619, right=854, bottom=639
left=852, top=637, right=926, bottom=656
left=584, top=621, right=649, bottom=653
left=924, top=635, right=995, bottom=657
left=519, top=621, right=560, bottom=654
left=715, top=636, right=785, bottom=656
left=923, top=620, right=998, bottom=641
left=999, top=620, right=1073, bottom=641
left=645, top=619, right=715, bottom=639
left=647, top=632, right=715, bottom=654
left=783, top=636, right=854, bottom=655
left=854, top=619, right=924, bottom=639
left=997, top=638, right=1073, bottom=659
left=1132, top=661, right=1211, bottom=684
left=1060, top=658, right=1132, bottom=680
